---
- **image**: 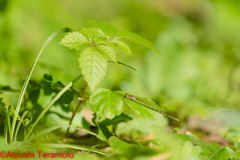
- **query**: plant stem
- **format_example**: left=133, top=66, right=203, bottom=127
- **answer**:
left=66, top=83, right=88, bottom=136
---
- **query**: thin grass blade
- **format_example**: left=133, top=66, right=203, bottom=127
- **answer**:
left=11, top=28, right=73, bottom=141
left=44, top=143, right=108, bottom=155
left=14, top=111, right=29, bottom=141
left=27, top=125, right=100, bottom=142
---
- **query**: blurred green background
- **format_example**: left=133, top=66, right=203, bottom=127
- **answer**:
left=0, top=0, right=240, bottom=144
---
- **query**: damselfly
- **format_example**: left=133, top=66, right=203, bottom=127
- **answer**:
left=125, top=93, right=179, bottom=121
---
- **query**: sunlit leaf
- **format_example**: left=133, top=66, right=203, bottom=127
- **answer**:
left=97, top=40, right=116, bottom=48
left=59, top=32, right=90, bottom=50
left=117, top=30, right=159, bottom=53
left=124, top=94, right=163, bottom=126
left=87, top=19, right=118, bottom=37
left=80, top=27, right=106, bottom=42
left=114, top=41, right=132, bottom=55
left=171, top=134, right=221, bottom=159
left=209, top=147, right=238, bottom=160
left=191, top=146, right=201, bottom=157
left=90, top=88, right=123, bottom=119
left=181, top=141, right=201, bottom=160
left=96, top=45, right=117, bottom=62
left=182, top=141, right=193, bottom=158
left=79, top=47, right=107, bottom=90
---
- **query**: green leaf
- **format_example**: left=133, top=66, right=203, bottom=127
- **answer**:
left=43, top=81, right=52, bottom=95
left=24, top=75, right=82, bottom=141
left=117, top=30, right=159, bottom=53
left=59, top=31, right=90, bottom=50
left=209, top=147, right=238, bottom=160
left=0, top=85, right=19, bottom=92
left=43, top=74, right=64, bottom=87
left=80, top=28, right=97, bottom=40
left=87, top=19, right=118, bottom=37
left=91, top=113, right=112, bottom=141
left=109, top=137, right=159, bottom=159
left=114, top=41, right=132, bottom=55
left=79, top=47, right=107, bottom=90
left=109, top=136, right=131, bottom=153
left=97, top=124, right=113, bottom=141
left=171, top=134, right=221, bottom=159
left=97, top=40, right=116, bottom=48
left=29, top=88, right=40, bottom=104
left=112, top=112, right=132, bottom=123
left=182, top=141, right=193, bottom=158
left=57, top=90, right=74, bottom=107
left=181, top=141, right=201, bottom=160
left=80, top=27, right=107, bottom=42
left=98, top=113, right=132, bottom=126
left=191, top=146, right=201, bottom=157
left=124, top=95, right=163, bottom=127
left=90, top=88, right=123, bottom=119
left=0, top=98, right=6, bottom=117
left=96, top=45, right=117, bottom=62
left=43, top=74, right=64, bottom=95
